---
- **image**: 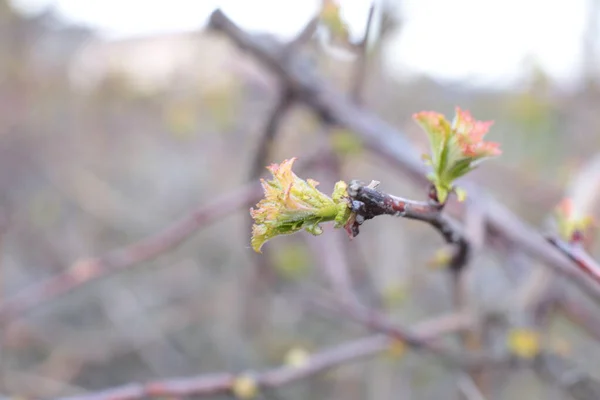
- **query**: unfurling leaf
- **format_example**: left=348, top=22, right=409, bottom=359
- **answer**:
left=413, top=107, right=501, bottom=204
left=250, top=158, right=351, bottom=252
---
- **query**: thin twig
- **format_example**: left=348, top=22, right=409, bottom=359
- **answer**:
left=0, top=152, right=332, bottom=326
left=458, top=204, right=488, bottom=397
left=498, top=241, right=600, bottom=342
left=0, top=207, right=10, bottom=392
left=53, top=312, right=471, bottom=400
left=248, top=91, right=294, bottom=181
left=0, top=182, right=258, bottom=325
left=564, top=152, right=600, bottom=248
left=350, top=3, right=375, bottom=104
left=312, top=296, right=507, bottom=369
left=548, top=237, right=600, bottom=286
left=243, top=90, right=295, bottom=334
left=305, top=228, right=359, bottom=305
left=520, top=151, right=600, bottom=340
left=285, top=16, right=320, bottom=54
left=457, top=374, right=488, bottom=400
left=535, top=352, right=600, bottom=400
left=483, top=195, right=600, bottom=301
left=556, top=294, right=600, bottom=341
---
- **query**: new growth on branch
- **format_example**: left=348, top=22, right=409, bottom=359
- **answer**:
left=251, top=107, right=501, bottom=254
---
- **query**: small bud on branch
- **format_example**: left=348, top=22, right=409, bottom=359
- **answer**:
left=555, top=198, right=594, bottom=243
left=250, top=158, right=351, bottom=252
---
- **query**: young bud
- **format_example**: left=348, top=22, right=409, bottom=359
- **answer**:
left=555, top=198, right=594, bottom=243
left=250, top=158, right=351, bottom=252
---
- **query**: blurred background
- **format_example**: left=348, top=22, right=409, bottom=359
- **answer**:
left=1, top=0, right=600, bottom=398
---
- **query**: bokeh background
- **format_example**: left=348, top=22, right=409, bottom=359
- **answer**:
left=2, top=0, right=600, bottom=398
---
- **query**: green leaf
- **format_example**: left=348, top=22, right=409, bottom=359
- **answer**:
left=444, top=158, right=474, bottom=182
left=436, top=134, right=449, bottom=178
left=413, top=114, right=450, bottom=168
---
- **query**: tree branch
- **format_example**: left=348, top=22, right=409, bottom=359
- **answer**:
left=350, top=3, right=375, bottom=104
left=0, top=183, right=257, bottom=325
left=248, top=91, right=294, bottom=181
left=0, top=151, right=331, bottom=325
left=54, top=312, right=469, bottom=400
left=535, top=352, right=600, bottom=400
left=285, top=15, right=320, bottom=53
left=206, top=8, right=600, bottom=301
left=346, top=180, right=469, bottom=271
left=548, top=237, right=600, bottom=286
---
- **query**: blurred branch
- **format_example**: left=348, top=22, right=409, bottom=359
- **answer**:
left=285, top=15, right=320, bottom=53
left=0, top=207, right=10, bottom=391
left=535, top=352, right=600, bottom=400
left=313, top=296, right=500, bottom=369
left=248, top=91, right=294, bottom=181
left=504, top=155, right=600, bottom=400
left=310, top=293, right=600, bottom=398
left=53, top=312, right=470, bottom=400
left=457, top=374, right=488, bottom=400
left=306, top=229, right=359, bottom=305
left=0, top=139, right=337, bottom=326
left=566, top=153, right=600, bottom=233
left=502, top=242, right=600, bottom=341
left=208, top=8, right=600, bottom=302
left=0, top=182, right=261, bottom=325
left=459, top=203, right=488, bottom=397
left=545, top=152, right=600, bottom=283
left=350, top=3, right=375, bottom=104
left=547, top=237, right=600, bottom=286
left=514, top=261, right=600, bottom=400
left=243, top=89, right=295, bottom=335
left=512, top=151, right=600, bottom=335
left=557, top=293, right=600, bottom=341
left=309, top=5, right=380, bottom=306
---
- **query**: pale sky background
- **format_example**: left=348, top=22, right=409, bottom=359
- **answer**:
left=10, top=0, right=599, bottom=88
